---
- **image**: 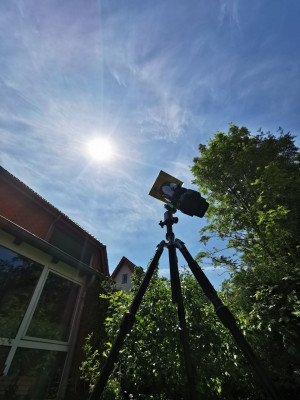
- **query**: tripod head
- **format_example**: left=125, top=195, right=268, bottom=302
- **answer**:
left=159, top=204, right=178, bottom=244
left=159, top=203, right=178, bottom=228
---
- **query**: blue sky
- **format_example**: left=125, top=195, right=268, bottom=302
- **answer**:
left=1, top=0, right=299, bottom=288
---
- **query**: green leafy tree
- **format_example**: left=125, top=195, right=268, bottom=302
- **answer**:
left=192, top=125, right=299, bottom=275
left=191, top=125, right=300, bottom=397
left=82, top=268, right=264, bottom=400
left=81, top=125, right=300, bottom=399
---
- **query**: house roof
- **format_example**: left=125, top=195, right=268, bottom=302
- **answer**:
left=0, top=166, right=106, bottom=249
left=111, top=256, right=136, bottom=279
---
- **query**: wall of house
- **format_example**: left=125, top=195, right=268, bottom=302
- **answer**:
left=114, top=263, right=133, bottom=293
left=0, top=168, right=111, bottom=399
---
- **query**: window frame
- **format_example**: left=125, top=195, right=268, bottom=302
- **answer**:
left=0, top=232, right=86, bottom=399
left=122, top=273, right=128, bottom=284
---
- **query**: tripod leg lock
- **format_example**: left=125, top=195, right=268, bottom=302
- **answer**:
left=120, top=312, right=136, bottom=334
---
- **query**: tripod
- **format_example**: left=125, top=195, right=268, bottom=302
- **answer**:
left=89, top=205, right=279, bottom=400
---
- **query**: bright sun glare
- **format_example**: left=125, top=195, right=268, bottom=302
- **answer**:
left=87, top=138, right=114, bottom=161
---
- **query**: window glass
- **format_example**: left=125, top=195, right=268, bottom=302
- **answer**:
left=122, top=274, right=128, bottom=284
left=0, top=246, right=43, bottom=338
left=27, top=272, right=80, bottom=342
left=7, top=348, right=66, bottom=399
left=50, top=226, right=83, bottom=260
left=50, top=225, right=93, bottom=265
left=81, top=242, right=93, bottom=265
left=0, top=346, right=10, bottom=374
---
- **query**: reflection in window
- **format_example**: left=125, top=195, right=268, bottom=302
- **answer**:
left=0, top=346, right=10, bottom=374
left=0, top=246, right=43, bottom=338
left=8, top=348, right=66, bottom=399
left=27, top=272, right=80, bottom=342
left=50, top=225, right=93, bottom=264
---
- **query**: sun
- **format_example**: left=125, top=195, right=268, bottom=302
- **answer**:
left=86, top=137, right=114, bottom=161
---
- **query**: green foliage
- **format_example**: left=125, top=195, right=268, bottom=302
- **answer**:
left=192, top=125, right=300, bottom=398
left=192, top=125, right=300, bottom=276
left=102, top=272, right=182, bottom=399
left=81, top=125, right=300, bottom=399
left=77, top=277, right=121, bottom=399
left=81, top=268, right=263, bottom=399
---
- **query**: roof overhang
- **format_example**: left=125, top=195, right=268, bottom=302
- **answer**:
left=0, top=215, right=108, bottom=280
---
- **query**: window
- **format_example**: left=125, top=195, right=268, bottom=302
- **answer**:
left=8, top=349, right=66, bottom=399
left=0, top=245, right=82, bottom=399
left=122, top=273, right=128, bottom=284
left=49, top=225, right=93, bottom=265
left=26, top=272, right=80, bottom=342
left=0, top=246, right=43, bottom=338
left=0, top=346, right=10, bottom=372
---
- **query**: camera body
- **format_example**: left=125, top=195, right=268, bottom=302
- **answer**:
left=149, top=170, right=209, bottom=218
left=161, top=183, right=209, bottom=218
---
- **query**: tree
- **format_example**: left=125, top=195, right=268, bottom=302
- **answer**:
left=192, top=125, right=299, bottom=274
left=81, top=268, right=265, bottom=400
left=81, top=125, right=300, bottom=399
left=191, top=125, right=300, bottom=397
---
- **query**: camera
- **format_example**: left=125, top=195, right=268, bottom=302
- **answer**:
left=149, top=170, right=209, bottom=218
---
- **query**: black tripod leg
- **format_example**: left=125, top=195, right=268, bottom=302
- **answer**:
left=88, top=240, right=165, bottom=400
left=176, top=239, right=280, bottom=400
left=167, top=242, right=197, bottom=400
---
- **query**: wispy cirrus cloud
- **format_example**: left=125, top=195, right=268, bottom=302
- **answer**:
left=1, top=0, right=299, bottom=278
left=219, top=0, right=240, bottom=28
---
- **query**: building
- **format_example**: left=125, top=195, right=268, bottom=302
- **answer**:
left=0, top=166, right=110, bottom=399
left=111, top=256, right=136, bottom=293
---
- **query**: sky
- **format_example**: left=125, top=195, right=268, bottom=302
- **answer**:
left=1, top=0, right=299, bottom=289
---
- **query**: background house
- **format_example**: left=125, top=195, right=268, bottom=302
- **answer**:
left=0, top=166, right=110, bottom=400
left=111, top=256, right=136, bottom=293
